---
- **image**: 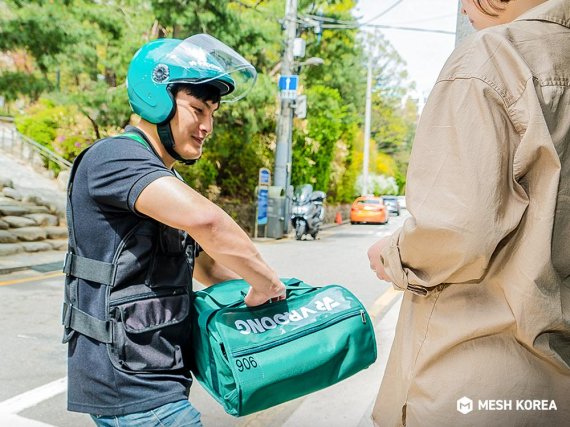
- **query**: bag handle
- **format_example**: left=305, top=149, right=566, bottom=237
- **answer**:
left=195, top=278, right=318, bottom=309
left=196, top=279, right=318, bottom=330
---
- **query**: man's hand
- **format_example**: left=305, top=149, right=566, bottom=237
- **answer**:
left=367, top=237, right=392, bottom=282
left=244, top=282, right=286, bottom=307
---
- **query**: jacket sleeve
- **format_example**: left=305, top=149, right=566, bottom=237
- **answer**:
left=381, top=77, right=529, bottom=294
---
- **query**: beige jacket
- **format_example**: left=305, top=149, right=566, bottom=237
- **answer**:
left=373, top=1, right=570, bottom=426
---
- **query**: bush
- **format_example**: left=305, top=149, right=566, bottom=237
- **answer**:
left=356, top=173, right=399, bottom=196
left=14, top=98, right=98, bottom=171
left=177, top=157, right=219, bottom=196
left=14, top=99, right=61, bottom=147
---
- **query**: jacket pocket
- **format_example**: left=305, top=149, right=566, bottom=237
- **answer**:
left=146, top=224, right=193, bottom=288
left=108, top=292, right=191, bottom=372
left=113, top=221, right=157, bottom=288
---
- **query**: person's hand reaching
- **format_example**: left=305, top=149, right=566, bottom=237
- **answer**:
left=244, top=281, right=286, bottom=307
left=367, top=237, right=393, bottom=282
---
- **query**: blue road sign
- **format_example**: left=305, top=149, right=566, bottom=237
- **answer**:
left=259, top=168, right=271, bottom=186
left=278, top=75, right=299, bottom=91
left=257, top=188, right=268, bottom=225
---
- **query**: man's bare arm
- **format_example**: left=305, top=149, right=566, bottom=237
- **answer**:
left=135, top=176, right=285, bottom=306
left=193, top=250, right=240, bottom=287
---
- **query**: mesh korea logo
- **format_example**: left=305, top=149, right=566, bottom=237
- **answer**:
left=457, top=397, right=474, bottom=414
left=457, top=396, right=557, bottom=414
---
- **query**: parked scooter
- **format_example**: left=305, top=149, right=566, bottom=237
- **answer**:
left=291, top=184, right=326, bottom=240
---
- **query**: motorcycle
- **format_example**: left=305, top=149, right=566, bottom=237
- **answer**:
left=290, top=184, right=326, bottom=240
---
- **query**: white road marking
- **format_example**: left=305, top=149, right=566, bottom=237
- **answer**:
left=0, top=377, right=66, bottom=415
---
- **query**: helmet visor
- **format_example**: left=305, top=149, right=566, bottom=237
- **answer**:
left=162, top=34, right=257, bottom=103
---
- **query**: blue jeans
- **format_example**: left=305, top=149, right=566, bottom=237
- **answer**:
left=90, top=400, right=202, bottom=427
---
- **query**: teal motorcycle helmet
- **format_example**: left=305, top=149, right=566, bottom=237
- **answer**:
left=126, top=34, right=257, bottom=164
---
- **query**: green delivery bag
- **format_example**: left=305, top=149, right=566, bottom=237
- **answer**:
left=190, top=278, right=377, bottom=417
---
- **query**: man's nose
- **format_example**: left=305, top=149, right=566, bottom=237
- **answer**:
left=200, top=118, right=213, bottom=135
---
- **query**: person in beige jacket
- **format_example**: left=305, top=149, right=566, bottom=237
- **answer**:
left=368, top=0, right=570, bottom=425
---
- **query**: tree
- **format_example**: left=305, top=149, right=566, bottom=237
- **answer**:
left=1, top=0, right=417, bottom=207
left=289, top=0, right=366, bottom=201
left=1, top=0, right=154, bottom=135
left=292, top=85, right=346, bottom=190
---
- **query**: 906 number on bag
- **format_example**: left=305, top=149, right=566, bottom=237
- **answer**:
left=235, top=356, right=258, bottom=371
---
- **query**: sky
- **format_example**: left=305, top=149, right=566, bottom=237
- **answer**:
left=353, top=0, right=460, bottom=102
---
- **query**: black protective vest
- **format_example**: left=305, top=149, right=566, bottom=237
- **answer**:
left=62, top=134, right=197, bottom=373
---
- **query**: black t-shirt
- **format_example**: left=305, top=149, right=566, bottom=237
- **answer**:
left=67, top=127, right=192, bottom=415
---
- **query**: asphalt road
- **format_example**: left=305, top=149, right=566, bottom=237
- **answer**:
left=0, top=213, right=407, bottom=427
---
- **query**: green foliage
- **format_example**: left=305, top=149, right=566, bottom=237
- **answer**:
left=0, top=71, right=49, bottom=102
left=14, top=98, right=96, bottom=160
left=301, top=1, right=367, bottom=113
left=335, top=163, right=359, bottom=200
left=14, top=99, right=61, bottom=147
left=71, top=82, right=132, bottom=135
left=1, top=0, right=418, bottom=211
left=177, top=157, right=219, bottom=195
left=0, top=2, right=80, bottom=72
left=393, top=162, right=407, bottom=194
left=1, top=0, right=153, bottom=134
left=374, top=152, right=398, bottom=177
left=371, top=93, right=415, bottom=156
left=292, top=85, right=347, bottom=193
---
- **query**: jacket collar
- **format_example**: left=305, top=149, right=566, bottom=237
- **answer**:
left=516, top=0, right=570, bottom=29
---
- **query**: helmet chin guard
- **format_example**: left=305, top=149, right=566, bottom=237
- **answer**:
left=157, top=122, right=197, bottom=166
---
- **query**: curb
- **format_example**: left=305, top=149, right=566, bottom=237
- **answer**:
left=0, top=265, right=34, bottom=275
left=252, top=220, right=349, bottom=243
left=0, top=253, right=65, bottom=276
left=0, top=261, right=64, bottom=276
left=321, top=219, right=350, bottom=230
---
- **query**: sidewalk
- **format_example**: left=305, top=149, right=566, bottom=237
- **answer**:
left=0, top=124, right=68, bottom=275
left=0, top=125, right=66, bottom=216
left=0, top=250, right=66, bottom=275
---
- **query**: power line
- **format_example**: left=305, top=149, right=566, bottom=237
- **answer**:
left=363, top=23, right=455, bottom=35
left=241, top=6, right=455, bottom=36
left=362, top=0, right=405, bottom=24
left=302, top=12, right=455, bottom=36
left=318, top=22, right=455, bottom=35
left=303, top=11, right=454, bottom=27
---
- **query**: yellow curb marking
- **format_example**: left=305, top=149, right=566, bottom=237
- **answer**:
left=0, top=271, right=64, bottom=287
left=368, top=286, right=401, bottom=321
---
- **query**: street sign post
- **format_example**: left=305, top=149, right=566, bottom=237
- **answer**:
left=255, top=168, right=272, bottom=237
left=257, top=188, right=268, bottom=226
left=259, top=167, right=271, bottom=186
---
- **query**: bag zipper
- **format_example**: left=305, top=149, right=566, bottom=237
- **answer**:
left=231, top=309, right=366, bottom=358
left=109, top=287, right=185, bottom=307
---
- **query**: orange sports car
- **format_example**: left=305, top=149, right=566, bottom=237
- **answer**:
left=350, top=196, right=389, bottom=224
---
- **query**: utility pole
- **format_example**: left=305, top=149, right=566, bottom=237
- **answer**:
left=362, top=54, right=373, bottom=195
left=456, top=0, right=474, bottom=45
left=274, top=0, right=298, bottom=235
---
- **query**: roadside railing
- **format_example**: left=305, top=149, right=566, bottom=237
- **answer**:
left=0, top=123, right=72, bottom=176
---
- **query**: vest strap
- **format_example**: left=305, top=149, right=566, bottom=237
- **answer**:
left=63, top=252, right=116, bottom=286
left=62, top=302, right=112, bottom=344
